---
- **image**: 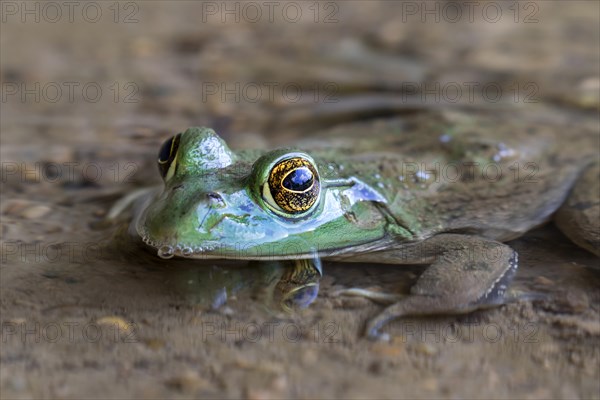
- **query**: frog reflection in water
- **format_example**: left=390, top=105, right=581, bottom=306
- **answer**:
left=112, top=111, right=599, bottom=340
left=167, top=260, right=321, bottom=315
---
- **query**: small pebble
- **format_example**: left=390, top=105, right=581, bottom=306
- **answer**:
left=420, top=377, right=439, bottom=391
left=301, top=349, right=318, bottom=365
left=3, top=200, right=30, bottom=216
left=143, top=338, right=166, bottom=350
left=165, top=370, right=211, bottom=392
left=413, top=342, right=438, bottom=356
left=219, top=306, right=235, bottom=316
left=371, top=341, right=404, bottom=358
left=20, top=205, right=51, bottom=219
left=96, top=316, right=133, bottom=333
left=535, top=276, right=555, bottom=286
left=579, top=77, right=600, bottom=91
left=271, top=375, right=287, bottom=391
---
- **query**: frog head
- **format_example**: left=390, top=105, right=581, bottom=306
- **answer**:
left=138, top=127, right=392, bottom=260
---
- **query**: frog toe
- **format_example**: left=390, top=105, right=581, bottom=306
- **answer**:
left=365, top=295, right=429, bottom=340
left=364, top=234, right=519, bottom=340
left=335, top=288, right=404, bottom=304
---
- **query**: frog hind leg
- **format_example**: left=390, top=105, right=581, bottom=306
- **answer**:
left=365, top=234, right=518, bottom=341
left=554, top=161, right=600, bottom=257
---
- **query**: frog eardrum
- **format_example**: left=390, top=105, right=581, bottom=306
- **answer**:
left=157, top=133, right=181, bottom=180
left=263, top=156, right=321, bottom=215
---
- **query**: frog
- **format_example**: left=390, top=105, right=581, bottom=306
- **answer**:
left=110, top=109, right=599, bottom=340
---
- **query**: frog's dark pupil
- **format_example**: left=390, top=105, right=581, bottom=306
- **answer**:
left=157, top=133, right=181, bottom=179
left=158, top=137, right=174, bottom=163
left=282, top=167, right=313, bottom=192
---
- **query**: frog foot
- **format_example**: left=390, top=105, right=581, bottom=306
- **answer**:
left=364, top=234, right=519, bottom=341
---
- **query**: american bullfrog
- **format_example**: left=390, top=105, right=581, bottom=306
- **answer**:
left=111, top=110, right=599, bottom=340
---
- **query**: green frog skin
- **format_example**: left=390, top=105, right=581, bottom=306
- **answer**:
left=117, top=110, right=599, bottom=340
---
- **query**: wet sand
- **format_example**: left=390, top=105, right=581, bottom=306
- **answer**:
left=1, top=2, right=599, bottom=398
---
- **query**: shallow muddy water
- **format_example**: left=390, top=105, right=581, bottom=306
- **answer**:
left=1, top=2, right=599, bottom=399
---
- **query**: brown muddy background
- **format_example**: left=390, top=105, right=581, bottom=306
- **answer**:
left=1, top=1, right=599, bottom=399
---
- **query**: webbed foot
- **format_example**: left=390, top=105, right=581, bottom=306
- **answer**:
left=364, top=234, right=519, bottom=341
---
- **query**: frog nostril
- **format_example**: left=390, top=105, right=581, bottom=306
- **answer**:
left=206, top=192, right=226, bottom=207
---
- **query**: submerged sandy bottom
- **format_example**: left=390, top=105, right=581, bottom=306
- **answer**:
left=1, top=1, right=599, bottom=398
left=1, top=185, right=599, bottom=398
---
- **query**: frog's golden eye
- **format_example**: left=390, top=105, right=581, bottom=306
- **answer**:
left=263, top=157, right=320, bottom=215
left=157, top=133, right=181, bottom=180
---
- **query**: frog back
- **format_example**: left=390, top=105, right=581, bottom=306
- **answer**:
left=304, top=109, right=598, bottom=242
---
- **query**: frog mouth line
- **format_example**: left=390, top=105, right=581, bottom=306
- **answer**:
left=141, top=234, right=323, bottom=261
left=139, top=228, right=389, bottom=261
left=139, top=231, right=220, bottom=259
